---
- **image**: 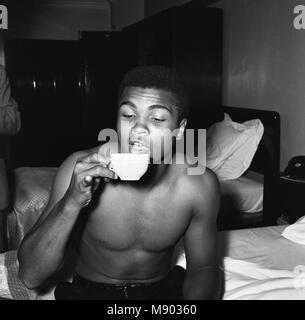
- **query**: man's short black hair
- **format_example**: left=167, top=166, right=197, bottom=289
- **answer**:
left=118, top=65, right=189, bottom=122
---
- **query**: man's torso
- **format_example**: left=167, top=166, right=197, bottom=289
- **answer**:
left=74, top=149, right=195, bottom=284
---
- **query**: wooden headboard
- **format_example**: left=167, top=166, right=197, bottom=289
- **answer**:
left=223, top=106, right=281, bottom=177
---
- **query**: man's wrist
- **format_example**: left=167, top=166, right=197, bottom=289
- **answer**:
left=60, top=196, right=83, bottom=215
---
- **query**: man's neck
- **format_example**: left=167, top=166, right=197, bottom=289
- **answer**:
left=125, top=162, right=170, bottom=190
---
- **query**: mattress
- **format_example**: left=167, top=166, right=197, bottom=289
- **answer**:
left=175, top=224, right=305, bottom=299
left=218, top=225, right=305, bottom=270
left=219, top=170, right=264, bottom=214
left=8, top=167, right=58, bottom=249
left=174, top=225, right=305, bottom=272
left=218, top=225, right=305, bottom=299
left=6, top=167, right=303, bottom=300
left=2, top=224, right=305, bottom=300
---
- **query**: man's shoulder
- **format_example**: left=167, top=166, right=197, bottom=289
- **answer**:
left=172, top=152, right=217, bottom=186
left=177, top=166, right=219, bottom=195
left=58, top=141, right=118, bottom=172
left=61, top=149, right=89, bottom=167
left=174, top=164, right=220, bottom=218
left=57, top=146, right=98, bottom=175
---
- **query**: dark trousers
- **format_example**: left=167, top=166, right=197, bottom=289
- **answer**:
left=54, top=266, right=186, bottom=300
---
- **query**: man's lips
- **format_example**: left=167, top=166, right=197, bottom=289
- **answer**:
left=129, top=141, right=147, bottom=147
left=129, top=140, right=149, bottom=152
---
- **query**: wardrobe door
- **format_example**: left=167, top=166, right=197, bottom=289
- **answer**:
left=124, top=7, right=223, bottom=129
left=170, top=8, right=223, bottom=129
left=6, top=39, right=83, bottom=167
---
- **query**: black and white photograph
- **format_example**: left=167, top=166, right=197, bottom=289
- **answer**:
left=0, top=0, right=305, bottom=305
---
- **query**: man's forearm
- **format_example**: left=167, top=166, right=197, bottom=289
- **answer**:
left=17, top=197, right=81, bottom=289
left=183, top=267, right=223, bottom=300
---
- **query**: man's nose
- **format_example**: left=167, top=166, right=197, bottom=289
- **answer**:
left=131, top=119, right=149, bottom=136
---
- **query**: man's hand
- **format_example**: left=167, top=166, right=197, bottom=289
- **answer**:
left=64, top=152, right=118, bottom=208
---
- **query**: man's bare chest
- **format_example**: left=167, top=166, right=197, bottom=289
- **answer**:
left=83, top=183, right=191, bottom=251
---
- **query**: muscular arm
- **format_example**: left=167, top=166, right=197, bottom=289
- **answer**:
left=183, top=169, right=222, bottom=300
left=17, top=147, right=116, bottom=289
left=17, top=152, right=83, bottom=289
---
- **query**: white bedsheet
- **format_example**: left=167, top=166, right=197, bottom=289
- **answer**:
left=3, top=225, right=305, bottom=300
left=174, top=225, right=305, bottom=299
left=219, top=225, right=305, bottom=299
left=222, top=257, right=305, bottom=300
left=282, top=215, right=305, bottom=245
left=218, top=225, right=305, bottom=270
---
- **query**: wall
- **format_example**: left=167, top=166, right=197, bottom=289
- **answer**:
left=213, top=0, right=305, bottom=170
left=3, top=0, right=196, bottom=40
left=2, top=0, right=147, bottom=39
left=4, top=0, right=111, bottom=40
left=145, top=0, right=190, bottom=17
left=111, top=0, right=144, bottom=30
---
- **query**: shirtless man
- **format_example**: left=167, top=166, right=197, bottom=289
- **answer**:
left=17, top=66, right=222, bottom=300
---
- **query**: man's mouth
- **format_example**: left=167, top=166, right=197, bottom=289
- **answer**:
left=129, top=140, right=149, bottom=154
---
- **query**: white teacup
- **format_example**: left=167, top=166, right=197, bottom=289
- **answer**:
left=109, top=153, right=150, bottom=181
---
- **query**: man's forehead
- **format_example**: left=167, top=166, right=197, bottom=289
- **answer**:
left=120, top=86, right=178, bottom=106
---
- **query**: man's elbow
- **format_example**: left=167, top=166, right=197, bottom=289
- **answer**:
left=183, top=282, right=222, bottom=300
left=17, top=250, right=42, bottom=290
left=183, top=268, right=223, bottom=300
left=17, top=265, right=42, bottom=290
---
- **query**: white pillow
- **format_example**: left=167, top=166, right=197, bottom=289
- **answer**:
left=206, top=113, right=264, bottom=181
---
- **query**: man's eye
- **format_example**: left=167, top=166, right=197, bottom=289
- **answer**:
left=122, top=114, right=134, bottom=119
left=152, top=117, right=165, bottom=123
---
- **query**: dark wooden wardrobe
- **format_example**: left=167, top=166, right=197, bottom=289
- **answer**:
left=5, top=7, right=222, bottom=168
left=124, top=7, right=223, bottom=129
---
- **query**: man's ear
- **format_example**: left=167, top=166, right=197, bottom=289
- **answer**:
left=176, top=118, right=187, bottom=140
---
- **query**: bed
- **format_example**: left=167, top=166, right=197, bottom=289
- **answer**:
left=1, top=223, right=305, bottom=300
left=217, top=106, right=280, bottom=230
left=0, top=36, right=296, bottom=300
left=0, top=101, right=285, bottom=300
